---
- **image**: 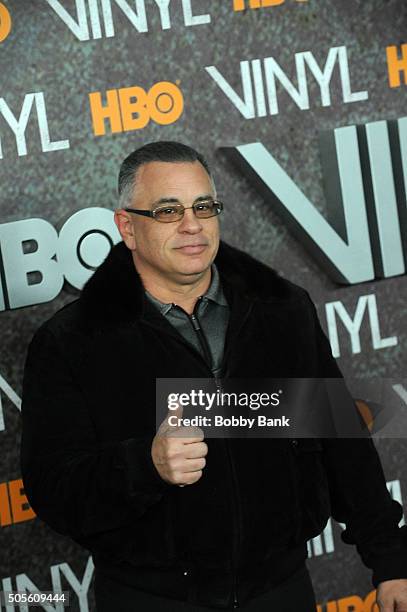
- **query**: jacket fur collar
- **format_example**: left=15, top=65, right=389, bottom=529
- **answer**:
left=79, top=240, right=299, bottom=325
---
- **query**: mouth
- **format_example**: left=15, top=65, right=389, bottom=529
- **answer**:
left=174, top=244, right=208, bottom=255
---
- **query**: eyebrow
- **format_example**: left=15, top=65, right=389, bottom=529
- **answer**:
left=151, top=194, right=214, bottom=209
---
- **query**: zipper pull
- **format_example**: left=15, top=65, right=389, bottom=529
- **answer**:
left=190, top=314, right=201, bottom=331
left=215, top=377, right=223, bottom=393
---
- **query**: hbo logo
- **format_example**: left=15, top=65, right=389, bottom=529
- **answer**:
left=0, top=208, right=121, bottom=310
left=89, top=81, right=184, bottom=136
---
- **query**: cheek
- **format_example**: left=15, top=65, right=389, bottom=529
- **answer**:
left=208, top=220, right=220, bottom=240
left=155, top=230, right=178, bottom=256
left=142, top=226, right=168, bottom=249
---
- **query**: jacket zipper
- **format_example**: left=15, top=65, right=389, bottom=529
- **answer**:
left=140, top=299, right=253, bottom=609
left=221, top=306, right=253, bottom=609
left=225, top=436, right=241, bottom=608
left=178, top=296, right=214, bottom=371
left=173, top=301, right=241, bottom=606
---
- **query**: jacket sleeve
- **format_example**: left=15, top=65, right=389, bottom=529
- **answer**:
left=305, top=292, right=407, bottom=587
left=20, top=323, right=172, bottom=545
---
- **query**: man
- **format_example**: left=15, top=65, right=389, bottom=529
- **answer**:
left=21, top=141, right=407, bottom=611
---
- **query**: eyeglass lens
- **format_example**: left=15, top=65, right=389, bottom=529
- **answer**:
left=154, top=200, right=222, bottom=222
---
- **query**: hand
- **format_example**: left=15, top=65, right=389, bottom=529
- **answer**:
left=376, top=579, right=407, bottom=611
left=151, top=404, right=208, bottom=486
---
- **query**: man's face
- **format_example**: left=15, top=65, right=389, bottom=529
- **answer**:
left=118, top=160, right=220, bottom=284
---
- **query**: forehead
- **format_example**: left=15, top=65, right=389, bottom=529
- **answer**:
left=133, top=161, right=213, bottom=203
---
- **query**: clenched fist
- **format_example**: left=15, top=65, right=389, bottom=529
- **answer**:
left=151, top=405, right=208, bottom=486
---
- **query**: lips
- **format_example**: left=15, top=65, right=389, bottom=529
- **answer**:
left=175, top=244, right=207, bottom=254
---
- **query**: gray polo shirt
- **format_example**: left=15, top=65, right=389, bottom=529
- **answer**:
left=145, top=264, right=230, bottom=378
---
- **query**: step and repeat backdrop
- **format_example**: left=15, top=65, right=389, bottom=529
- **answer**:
left=1, top=0, right=406, bottom=610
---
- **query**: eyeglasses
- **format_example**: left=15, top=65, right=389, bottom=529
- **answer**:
left=124, top=199, right=223, bottom=223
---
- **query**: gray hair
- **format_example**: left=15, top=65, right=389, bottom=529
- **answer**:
left=117, top=141, right=216, bottom=209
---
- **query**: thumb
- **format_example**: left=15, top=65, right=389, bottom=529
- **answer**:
left=158, top=402, right=183, bottom=435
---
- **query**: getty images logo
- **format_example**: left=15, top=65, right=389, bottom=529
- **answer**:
left=224, top=116, right=407, bottom=285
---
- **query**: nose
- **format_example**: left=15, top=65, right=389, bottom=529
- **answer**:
left=177, top=207, right=203, bottom=233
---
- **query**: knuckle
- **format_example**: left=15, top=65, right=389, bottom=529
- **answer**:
left=171, top=469, right=183, bottom=484
left=166, top=445, right=179, bottom=460
left=162, top=448, right=171, bottom=461
left=184, top=471, right=200, bottom=485
left=167, top=464, right=177, bottom=477
left=169, top=457, right=182, bottom=471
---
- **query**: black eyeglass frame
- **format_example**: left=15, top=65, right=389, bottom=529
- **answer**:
left=124, top=199, right=224, bottom=222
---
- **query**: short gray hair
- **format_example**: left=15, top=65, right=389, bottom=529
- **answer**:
left=117, top=141, right=216, bottom=209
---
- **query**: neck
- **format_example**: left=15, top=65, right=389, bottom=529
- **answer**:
left=133, top=255, right=212, bottom=315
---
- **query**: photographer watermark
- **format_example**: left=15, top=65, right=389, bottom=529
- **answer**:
left=156, top=378, right=407, bottom=439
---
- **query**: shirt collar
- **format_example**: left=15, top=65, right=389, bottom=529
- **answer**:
left=145, top=263, right=228, bottom=315
left=202, top=263, right=228, bottom=307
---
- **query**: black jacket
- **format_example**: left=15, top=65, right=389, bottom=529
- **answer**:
left=20, top=241, right=407, bottom=609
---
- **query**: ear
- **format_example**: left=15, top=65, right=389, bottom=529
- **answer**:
left=114, top=209, right=137, bottom=251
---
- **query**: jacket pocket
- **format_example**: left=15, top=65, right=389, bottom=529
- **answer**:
left=289, top=438, right=331, bottom=542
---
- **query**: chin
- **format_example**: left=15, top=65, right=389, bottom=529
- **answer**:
left=178, top=258, right=211, bottom=277
left=180, top=264, right=208, bottom=277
